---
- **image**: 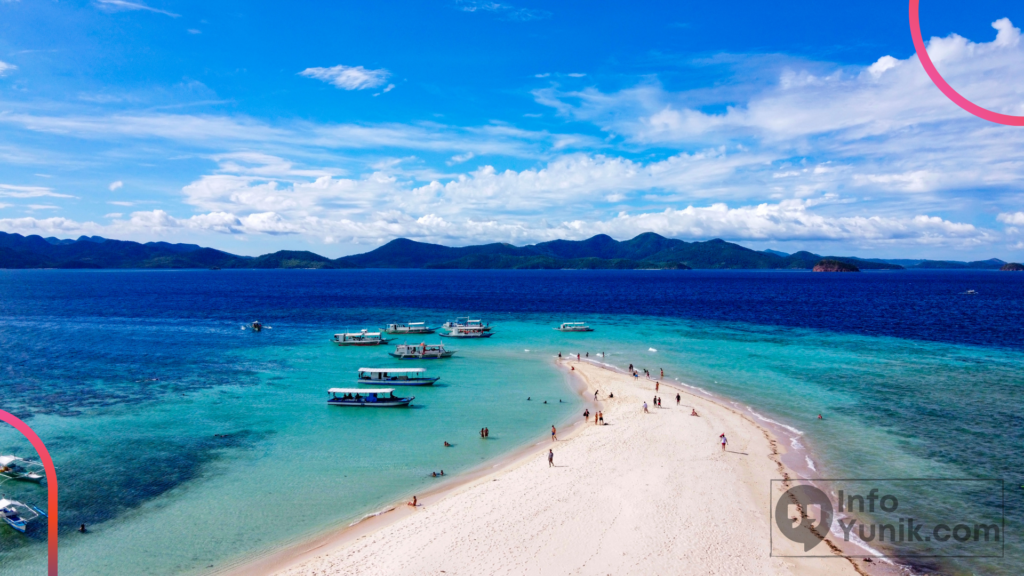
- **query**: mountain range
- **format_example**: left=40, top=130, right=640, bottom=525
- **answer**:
left=0, top=231, right=1012, bottom=270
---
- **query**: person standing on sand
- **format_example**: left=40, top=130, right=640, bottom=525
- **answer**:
left=643, top=401, right=649, bottom=413
left=655, top=381, right=659, bottom=392
left=551, top=425, right=557, bottom=441
left=594, top=390, right=599, bottom=400
left=599, top=412, right=604, bottom=424
left=676, top=393, right=681, bottom=405
left=720, top=433, right=728, bottom=451
left=583, top=408, right=590, bottom=422
left=548, top=449, right=554, bottom=467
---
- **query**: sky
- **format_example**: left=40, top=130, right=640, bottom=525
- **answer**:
left=2, top=0, right=1024, bottom=259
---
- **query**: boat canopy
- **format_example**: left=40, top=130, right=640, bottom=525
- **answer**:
left=328, top=388, right=395, bottom=395
left=358, top=368, right=426, bottom=374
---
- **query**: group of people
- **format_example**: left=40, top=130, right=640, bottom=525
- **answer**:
left=479, top=427, right=490, bottom=438
left=582, top=408, right=605, bottom=425
left=431, top=470, right=445, bottom=477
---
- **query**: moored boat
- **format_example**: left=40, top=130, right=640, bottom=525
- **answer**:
left=327, top=388, right=413, bottom=407
left=441, top=325, right=494, bottom=338
left=332, top=330, right=393, bottom=346
left=389, top=342, right=456, bottom=359
left=357, top=367, right=440, bottom=386
left=250, top=321, right=263, bottom=332
left=384, top=322, right=435, bottom=335
left=442, top=317, right=492, bottom=331
left=0, top=455, right=44, bottom=484
left=0, top=498, right=46, bottom=534
left=556, top=321, right=594, bottom=332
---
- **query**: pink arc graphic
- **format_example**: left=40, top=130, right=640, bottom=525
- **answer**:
left=0, top=410, right=58, bottom=575
left=910, top=0, right=1024, bottom=126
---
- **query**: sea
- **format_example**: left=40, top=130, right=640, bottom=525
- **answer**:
left=0, top=269, right=1020, bottom=575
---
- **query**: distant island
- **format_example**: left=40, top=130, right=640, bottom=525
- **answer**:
left=0, top=231, right=1012, bottom=271
left=1000, top=262, right=1024, bottom=271
left=813, top=259, right=860, bottom=272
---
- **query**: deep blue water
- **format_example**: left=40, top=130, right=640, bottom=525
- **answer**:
left=0, top=269, right=1021, bottom=575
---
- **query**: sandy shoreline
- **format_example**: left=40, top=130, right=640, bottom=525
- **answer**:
left=225, top=359, right=878, bottom=576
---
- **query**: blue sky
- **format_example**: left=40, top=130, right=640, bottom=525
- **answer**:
left=2, top=0, right=1024, bottom=258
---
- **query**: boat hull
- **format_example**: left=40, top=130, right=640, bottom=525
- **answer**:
left=556, top=328, right=594, bottom=332
left=357, top=377, right=440, bottom=386
left=2, top=516, right=27, bottom=533
left=440, top=332, right=494, bottom=338
left=384, top=329, right=436, bottom=335
left=327, top=398, right=413, bottom=407
left=388, top=352, right=456, bottom=359
left=333, top=341, right=391, bottom=346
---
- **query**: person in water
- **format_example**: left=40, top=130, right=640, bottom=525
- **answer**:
left=818, top=414, right=823, bottom=420
left=444, top=441, right=450, bottom=447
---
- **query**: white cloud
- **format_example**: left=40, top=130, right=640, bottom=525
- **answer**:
left=567, top=73, right=586, bottom=78
left=299, top=65, right=390, bottom=90
left=105, top=212, right=123, bottom=218
left=94, top=0, right=180, bottom=18
left=0, top=184, right=75, bottom=198
left=109, top=180, right=124, bottom=191
left=0, top=61, right=16, bottom=76
left=447, top=152, right=475, bottom=165
left=456, top=1, right=551, bottom=21
left=187, top=29, right=201, bottom=35
left=108, top=201, right=135, bottom=206
left=997, top=212, right=1024, bottom=226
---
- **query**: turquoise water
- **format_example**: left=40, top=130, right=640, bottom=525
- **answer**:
left=1, top=270, right=1021, bottom=575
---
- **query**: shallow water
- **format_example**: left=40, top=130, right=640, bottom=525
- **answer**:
left=0, top=269, right=1020, bottom=575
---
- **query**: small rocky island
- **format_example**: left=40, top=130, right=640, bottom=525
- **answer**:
left=1000, top=262, right=1024, bottom=271
left=813, top=259, right=860, bottom=272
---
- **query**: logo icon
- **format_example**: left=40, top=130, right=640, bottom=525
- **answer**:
left=774, top=484, right=833, bottom=551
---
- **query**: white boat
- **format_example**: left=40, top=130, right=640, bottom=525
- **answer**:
left=442, top=317, right=492, bottom=331
left=556, top=321, right=594, bottom=332
left=250, top=321, right=263, bottom=332
left=0, top=498, right=46, bottom=534
left=331, top=330, right=393, bottom=346
left=357, top=368, right=440, bottom=386
left=441, top=325, right=494, bottom=339
left=389, top=342, right=456, bottom=359
left=327, top=388, right=413, bottom=407
left=384, top=322, right=435, bottom=335
left=0, top=456, right=44, bottom=484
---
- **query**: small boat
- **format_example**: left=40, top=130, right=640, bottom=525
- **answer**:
left=384, top=322, right=436, bottom=335
left=327, top=388, right=413, bottom=407
left=0, top=498, right=46, bottom=534
left=358, top=367, right=440, bottom=386
left=442, top=317, right=492, bottom=331
left=962, top=289, right=978, bottom=295
left=389, top=342, right=456, bottom=359
left=0, top=456, right=44, bottom=484
left=556, top=321, right=594, bottom=332
left=332, top=330, right=393, bottom=346
left=250, top=321, right=263, bottom=332
left=441, top=325, right=494, bottom=339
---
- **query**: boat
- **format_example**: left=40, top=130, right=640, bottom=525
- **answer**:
left=357, top=367, right=440, bottom=386
left=331, top=330, right=393, bottom=346
left=556, top=321, right=594, bottom=332
left=442, top=317, right=492, bottom=331
left=250, top=321, right=263, bottom=332
left=0, top=456, right=44, bottom=484
left=962, top=289, right=978, bottom=295
left=388, top=342, right=456, bottom=359
left=0, top=498, right=46, bottom=534
left=327, top=388, right=413, bottom=407
left=383, top=322, right=436, bottom=335
left=440, top=325, right=494, bottom=339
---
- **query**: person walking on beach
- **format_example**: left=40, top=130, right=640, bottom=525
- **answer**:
left=628, top=363, right=633, bottom=373
left=583, top=408, right=590, bottom=422
left=599, top=412, right=604, bottom=424
left=643, top=401, right=649, bottom=413
left=551, top=425, right=557, bottom=441
left=594, top=390, right=599, bottom=400
left=548, top=449, right=554, bottom=467
left=655, top=381, right=659, bottom=392
left=720, top=433, right=728, bottom=451
left=676, top=393, right=680, bottom=405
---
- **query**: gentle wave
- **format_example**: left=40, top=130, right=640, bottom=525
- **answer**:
left=348, top=506, right=395, bottom=527
left=746, top=407, right=804, bottom=435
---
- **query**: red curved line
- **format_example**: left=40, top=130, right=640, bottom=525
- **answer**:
left=0, top=410, right=58, bottom=575
left=910, top=0, right=1024, bottom=126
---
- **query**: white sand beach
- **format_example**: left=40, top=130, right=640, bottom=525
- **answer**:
left=253, top=360, right=872, bottom=576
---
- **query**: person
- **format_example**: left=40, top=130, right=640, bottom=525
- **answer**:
left=594, top=390, right=599, bottom=400
left=558, top=352, right=562, bottom=358
left=655, top=381, right=659, bottom=392
left=720, top=433, right=728, bottom=451
left=577, top=353, right=580, bottom=361
left=584, top=408, right=590, bottom=422
left=551, top=425, right=557, bottom=441
left=676, top=393, right=681, bottom=405
left=544, top=400, right=548, bottom=403
left=609, top=392, right=614, bottom=398
left=628, top=363, right=633, bottom=373
left=527, top=396, right=531, bottom=401
left=599, top=412, right=604, bottom=424
left=432, top=471, right=438, bottom=477
left=586, top=352, right=589, bottom=358
left=485, top=427, right=490, bottom=437
left=571, top=366, right=574, bottom=371
left=79, top=524, right=87, bottom=533
left=691, top=408, right=699, bottom=416
left=643, top=401, right=649, bottom=413
left=440, top=470, right=445, bottom=476
left=444, top=441, right=450, bottom=447
left=660, top=368, right=664, bottom=378
left=409, top=495, right=418, bottom=507
left=480, top=428, right=485, bottom=438
left=548, top=449, right=554, bottom=467
left=818, top=414, right=823, bottom=420
left=634, top=372, right=639, bottom=381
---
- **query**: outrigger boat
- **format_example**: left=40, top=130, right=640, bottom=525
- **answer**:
left=442, top=317, right=492, bottom=332
left=0, top=456, right=44, bottom=484
left=357, top=368, right=440, bottom=386
left=327, top=388, right=413, bottom=407
left=389, top=342, right=456, bottom=359
left=331, top=330, right=393, bottom=346
left=0, top=498, right=46, bottom=534
left=556, top=321, right=594, bottom=332
left=441, top=325, right=494, bottom=339
left=384, top=322, right=435, bottom=335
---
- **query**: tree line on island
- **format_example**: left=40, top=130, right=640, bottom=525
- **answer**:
left=0, top=231, right=1020, bottom=271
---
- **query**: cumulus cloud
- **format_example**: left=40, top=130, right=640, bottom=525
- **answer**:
left=299, top=65, right=390, bottom=90
left=93, top=0, right=180, bottom=17
left=997, top=212, right=1024, bottom=226
left=109, top=180, right=123, bottom=191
